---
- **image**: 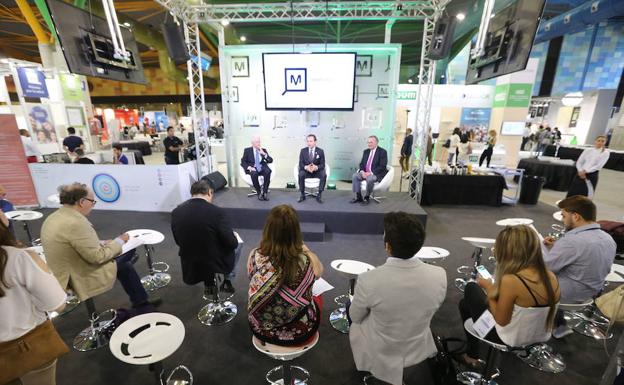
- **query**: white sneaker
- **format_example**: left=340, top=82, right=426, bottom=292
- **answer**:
left=552, top=325, right=573, bottom=339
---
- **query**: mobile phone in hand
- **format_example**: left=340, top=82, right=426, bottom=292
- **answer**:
left=476, top=265, right=492, bottom=280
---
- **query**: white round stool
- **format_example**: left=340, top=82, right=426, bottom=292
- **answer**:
left=6, top=210, right=43, bottom=245
left=455, top=238, right=495, bottom=293
left=553, top=211, right=563, bottom=222
left=110, top=312, right=185, bottom=385
left=415, top=246, right=449, bottom=264
left=127, top=229, right=170, bottom=291
left=606, top=264, right=624, bottom=283
left=329, top=259, right=374, bottom=334
left=252, top=332, right=319, bottom=385
left=495, top=218, right=534, bottom=226
left=47, top=194, right=60, bottom=204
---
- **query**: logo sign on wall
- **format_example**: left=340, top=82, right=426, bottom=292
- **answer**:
left=356, top=55, right=373, bottom=76
left=17, top=68, right=49, bottom=98
left=60, top=74, right=84, bottom=101
left=92, top=173, right=121, bottom=203
left=232, top=56, right=249, bottom=77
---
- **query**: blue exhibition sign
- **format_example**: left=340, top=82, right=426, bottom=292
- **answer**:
left=17, top=67, right=49, bottom=98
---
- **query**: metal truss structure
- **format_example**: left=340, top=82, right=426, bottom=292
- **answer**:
left=156, top=0, right=449, bottom=201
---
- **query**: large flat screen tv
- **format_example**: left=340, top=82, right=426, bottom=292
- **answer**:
left=465, top=0, right=545, bottom=85
left=45, top=0, right=146, bottom=84
left=262, top=52, right=356, bottom=110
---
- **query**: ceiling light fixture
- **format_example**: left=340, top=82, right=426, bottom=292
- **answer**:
left=456, top=13, right=466, bottom=21
left=221, top=19, right=230, bottom=26
left=240, top=35, right=247, bottom=42
left=408, top=78, right=413, bottom=83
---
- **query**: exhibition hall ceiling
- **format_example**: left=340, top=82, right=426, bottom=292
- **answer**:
left=0, top=0, right=598, bottom=81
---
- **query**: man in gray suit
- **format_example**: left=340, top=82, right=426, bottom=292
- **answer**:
left=349, top=212, right=447, bottom=385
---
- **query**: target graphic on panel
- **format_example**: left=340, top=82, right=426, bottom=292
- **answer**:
left=92, top=174, right=121, bottom=203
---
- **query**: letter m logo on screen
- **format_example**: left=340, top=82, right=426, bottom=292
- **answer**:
left=282, top=68, right=307, bottom=95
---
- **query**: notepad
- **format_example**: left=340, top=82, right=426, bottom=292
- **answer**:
left=122, top=237, right=144, bottom=254
left=312, top=278, right=334, bottom=296
left=473, top=310, right=496, bottom=338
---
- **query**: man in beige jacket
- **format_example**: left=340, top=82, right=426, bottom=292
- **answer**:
left=349, top=212, right=447, bottom=385
left=41, top=183, right=153, bottom=308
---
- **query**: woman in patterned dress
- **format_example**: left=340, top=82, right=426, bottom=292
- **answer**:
left=247, top=205, right=323, bottom=346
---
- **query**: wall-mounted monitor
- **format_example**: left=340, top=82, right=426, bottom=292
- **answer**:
left=465, top=0, right=546, bottom=85
left=500, top=121, right=526, bottom=136
left=262, top=52, right=356, bottom=110
left=45, top=0, right=146, bottom=84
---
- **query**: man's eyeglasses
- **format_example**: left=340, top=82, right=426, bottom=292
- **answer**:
left=82, top=198, right=97, bottom=205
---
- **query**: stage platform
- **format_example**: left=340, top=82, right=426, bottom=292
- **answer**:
left=214, top=187, right=428, bottom=235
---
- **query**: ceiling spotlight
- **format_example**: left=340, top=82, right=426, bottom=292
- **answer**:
left=221, top=19, right=230, bottom=26
left=123, top=22, right=131, bottom=27
left=456, top=13, right=466, bottom=21
left=240, top=35, right=247, bottom=42
left=408, top=78, right=413, bottom=83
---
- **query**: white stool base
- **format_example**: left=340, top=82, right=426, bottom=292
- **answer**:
left=141, top=272, right=172, bottom=291
left=457, top=371, right=498, bottom=385
left=329, top=307, right=349, bottom=334
left=515, top=344, right=565, bottom=373
left=266, top=364, right=309, bottom=385
left=73, top=319, right=114, bottom=352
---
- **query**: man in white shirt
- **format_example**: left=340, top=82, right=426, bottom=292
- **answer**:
left=566, top=135, right=610, bottom=198
left=521, top=124, right=531, bottom=151
left=19, top=129, right=41, bottom=163
left=349, top=212, right=446, bottom=384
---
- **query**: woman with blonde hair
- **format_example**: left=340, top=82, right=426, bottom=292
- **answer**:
left=247, top=205, right=323, bottom=346
left=478, top=129, right=497, bottom=168
left=457, top=225, right=560, bottom=368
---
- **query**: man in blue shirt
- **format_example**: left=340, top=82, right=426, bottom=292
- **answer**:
left=0, top=184, right=15, bottom=234
left=543, top=195, right=616, bottom=337
left=113, top=144, right=129, bottom=165
left=62, top=127, right=84, bottom=154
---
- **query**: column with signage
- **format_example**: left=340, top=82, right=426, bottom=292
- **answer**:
left=490, top=58, right=539, bottom=167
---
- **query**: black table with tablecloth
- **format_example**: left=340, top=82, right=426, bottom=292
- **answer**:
left=543, top=145, right=624, bottom=171
left=114, top=141, right=152, bottom=156
left=420, top=174, right=506, bottom=206
left=516, top=158, right=577, bottom=191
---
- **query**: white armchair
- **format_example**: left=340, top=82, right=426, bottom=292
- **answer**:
left=240, top=163, right=275, bottom=197
left=360, top=165, right=394, bottom=203
left=293, top=163, right=330, bottom=197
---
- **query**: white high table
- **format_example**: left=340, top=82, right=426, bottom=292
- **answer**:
left=329, top=259, right=375, bottom=334
left=126, top=229, right=170, bottom=291
left=6, top=210, right=43, bottom=245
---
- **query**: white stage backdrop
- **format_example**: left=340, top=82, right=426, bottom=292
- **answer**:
left=30, top=162, right=197, bottom=212
left=220, top=44, right=401, bottom=184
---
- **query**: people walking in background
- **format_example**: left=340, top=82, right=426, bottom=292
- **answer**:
left=566, top=135, right=610, bottom=198
left=62, top=127, right=84, bottom=155
left=479, top=130, right=497, bottom=168
left=163, top=126, right=184, bottom=165
left=457, top=134, right=472, bottom=166
left=521, top=123, right=531, bottom=151
left=19, top=129, right=41, bottom=163
left=537, top=126, right=552, bottom=154
left=426, top=128, right=433, bottom=166
left=399, top=128, right=413, bottom=174
left=447, top=127, right=461, bottom=165
left=73, top=149, right=94, bottom=164
left=112, top=144, right=128, bottom=165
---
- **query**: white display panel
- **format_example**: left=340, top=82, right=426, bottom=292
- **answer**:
left=262, top=52, right=356, bottom=110
left=500, top=121, right=525, bottom=136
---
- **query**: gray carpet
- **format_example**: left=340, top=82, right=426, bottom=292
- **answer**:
left=11, top=201, right=618, bottom=385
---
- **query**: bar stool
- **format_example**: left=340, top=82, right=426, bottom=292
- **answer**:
left=455, top=238, right=495, bottom=292
left=5, top=210, right=43, bottom=246
left=73, top=298, right=117, bottom=351
left=561, top=299, right=612, bottom=340
left=198, top=274, right=237, bottom=326
left=415, top=246, right=449, bottom=265
left=109, top=312, right=186, bottom=385
left=553, top=211, right=563, bottom=222
left=252, top=332, right=319, bottom=385
left=495, top=218, right=533, bottom=227
left=329, top=259, right=375, bottom=334
left=457, top=319, right=565, bottom=385
left=127, top=229, right=171, bottom=291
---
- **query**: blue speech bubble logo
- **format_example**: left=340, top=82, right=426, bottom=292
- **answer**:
left=282, top=68, right=307, bottom=95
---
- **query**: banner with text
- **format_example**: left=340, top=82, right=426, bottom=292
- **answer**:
left=0, top=114, right=38, bottom=206
left=17, top=68, right=49, bottom=98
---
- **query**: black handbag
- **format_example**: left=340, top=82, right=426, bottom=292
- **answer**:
left=442, top=139, right=451, bottom=148
left=429, top=335, right=465, bottom=385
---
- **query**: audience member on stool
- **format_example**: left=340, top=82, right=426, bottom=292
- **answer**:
left=0, top=184, right=15, bottom=235
left=247, top=205, right=323, bottom=346
left=241, top=135, right=273, bottom=201
left=349, top=212, right=446, bottom=385
left=171, top=179, right=241, bottom=296
left=297, top=134, right=327, bottom=204
left=41, top=183, right=157, bottom=309
left=351, top=136, right=388, bottom=205
left=0, top=223, right=68, bottom=385
left=457, top=225, right=560, bottom=369
left=543, top=195, right=615, bottom=338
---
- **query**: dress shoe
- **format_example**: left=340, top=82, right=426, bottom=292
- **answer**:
left=257, top=194, right=263, bottom=201
left=361, top=196, right=370, bottom=205
left=220, top=280, right=236, bottom=294
left=316, top=194, right=323, bottom=204
left=350, top=194, right=363, bottom=204
left=133, top=298, right=163, bottom=309
left=297, top=195, right=306, bottom=203
left=203, top=286, right=218, bottom=301
left=262, top=192, right=269, bottom=201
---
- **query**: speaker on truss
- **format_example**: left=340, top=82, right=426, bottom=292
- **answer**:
left=201, top=171, right=228, bottom=192
left=162, top=21, right=190, bottom=65
left=426, top=15, right=457, bottom=60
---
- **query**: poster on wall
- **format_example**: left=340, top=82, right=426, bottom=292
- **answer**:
left=154, top=111, right=169, bottom=131
left=26, top=104, right=57, bottom=144
left=17, top=68, right=49, bottom=98
left=59, top=74, right=85, bottom=101
left=0, top=114, right=38, bottom=206
left=570, top=107, right=580, bottom=128
left=66, top=107, right=85, bottom=127
left=460, top=108, right=491, bottom=142
left=115, top=109, right=139, bottom=128
left=362, top=107, right=383, bottom=130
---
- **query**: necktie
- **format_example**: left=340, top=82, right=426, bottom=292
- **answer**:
left=309, top=148, right=314, bottom=161
left=254, top=149, right=262, bottom=171
left=366, top=150, right=374, bottom=173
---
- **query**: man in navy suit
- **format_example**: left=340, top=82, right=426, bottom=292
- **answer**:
left=297, top=134, right=326, bottom=204
left=351, top=136, right=388, bottom=205
left=240, top=135, right=273, bottom=201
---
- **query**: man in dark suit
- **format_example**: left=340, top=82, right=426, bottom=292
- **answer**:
left=351, top=136, right=388, bottom=205
left=297, top=134, right=326, bottom=204
left=240, top=135, right=273, bottom=201
left=171, top=179, right=241, bottom=295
